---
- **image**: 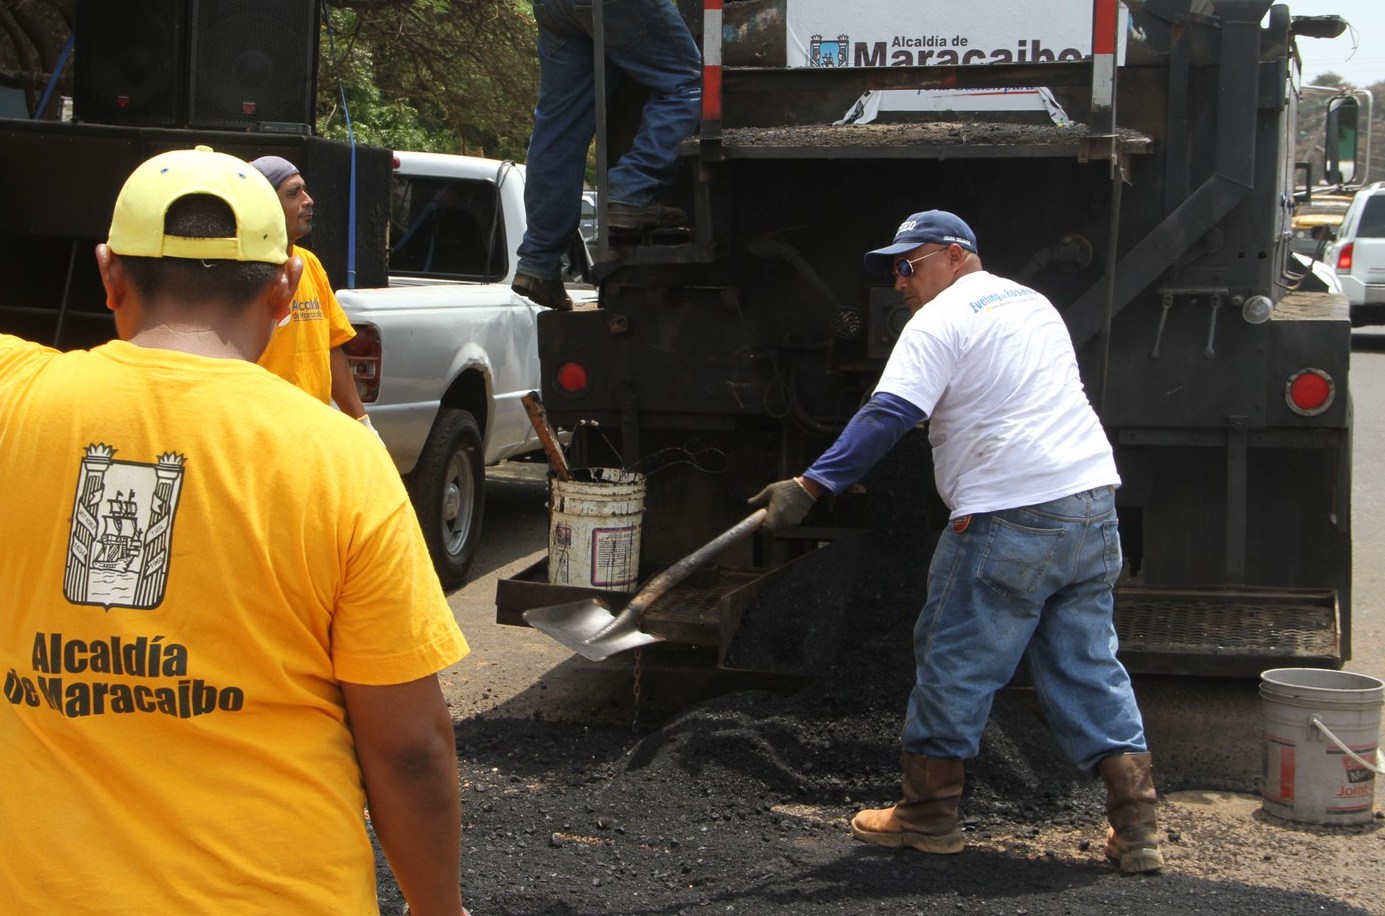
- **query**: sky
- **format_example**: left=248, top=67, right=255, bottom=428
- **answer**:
left=1289, top=0, right=1385, bottom=87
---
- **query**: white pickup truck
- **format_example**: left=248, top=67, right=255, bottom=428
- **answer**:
left=337, top=151, right=591, bottom=588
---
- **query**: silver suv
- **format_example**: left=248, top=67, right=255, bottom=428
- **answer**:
left=1327, top=183, right=1385, bottom=326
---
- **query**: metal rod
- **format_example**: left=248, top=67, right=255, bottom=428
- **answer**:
left=52, top=239, right=80, bottom=349
left=593, top=0, right=610, bottom=263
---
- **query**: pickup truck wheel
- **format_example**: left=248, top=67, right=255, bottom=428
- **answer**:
left=409, top=408, right=485, bottom=589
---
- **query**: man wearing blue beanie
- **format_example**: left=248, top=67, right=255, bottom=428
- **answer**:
left=250, top=155, right=379, bottom=442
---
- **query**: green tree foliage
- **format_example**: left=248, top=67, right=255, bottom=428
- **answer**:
left=316, top=0, right=539, bottom=160
left=0, top=0, right=72, bottom=120
left=0, top=0, right=539, bottom=160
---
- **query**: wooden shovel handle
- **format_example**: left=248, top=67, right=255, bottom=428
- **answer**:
left=589, top=509, right=768, bottom=641
left=521, top=391, right=571, bottom=481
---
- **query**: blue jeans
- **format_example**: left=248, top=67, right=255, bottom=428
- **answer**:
left=517, top=0, right=702, bottom=279
left=902, top=487, right=1148, bottom=774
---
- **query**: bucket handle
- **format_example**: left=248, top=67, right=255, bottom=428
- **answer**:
left=1311, top=715, right=1385, bottom=775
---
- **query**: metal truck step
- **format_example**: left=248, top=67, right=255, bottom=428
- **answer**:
left=1113, top=586, right=1341, bottom=677
left=499, top=567, right=1342, bottom=678
left=495, top=559, right=737, bottom=648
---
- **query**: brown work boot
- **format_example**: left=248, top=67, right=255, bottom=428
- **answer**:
left=607, top=200, right=687, bottom=231
left=850, top=753, right=964, bottom=854
left=1098, top=752, right=1165, bottom=874
left=512, top=273, right=573, bottom=311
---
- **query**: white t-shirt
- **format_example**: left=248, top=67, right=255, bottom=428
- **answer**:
left=874, top=270, right=1119, bottom=517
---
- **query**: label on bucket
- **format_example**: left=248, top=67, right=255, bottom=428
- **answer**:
left=1264, top=736, right=1297, bottom=806
left=1264, top=732, right=1377, bottom=817
left=588, top=524, right=639, bottom=589
left=1340, top=747, right=1379, bottom=797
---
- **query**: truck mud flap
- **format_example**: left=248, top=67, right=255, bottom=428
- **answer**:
left=1114, top=586, right=1341, bottom=677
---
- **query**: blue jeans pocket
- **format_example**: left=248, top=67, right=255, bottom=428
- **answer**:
left=1100, top=517, right=1123, bottom=588
left=976, top=517, right=1064, bottom=598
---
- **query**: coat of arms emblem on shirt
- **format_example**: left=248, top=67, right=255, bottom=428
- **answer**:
left=65, top=444, right=185, bottom=610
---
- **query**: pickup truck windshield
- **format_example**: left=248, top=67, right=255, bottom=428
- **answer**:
left=391, top=176, right=505, bottom=280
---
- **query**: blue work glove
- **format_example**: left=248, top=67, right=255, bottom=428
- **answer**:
left=747, top=478, right=817, bottom=533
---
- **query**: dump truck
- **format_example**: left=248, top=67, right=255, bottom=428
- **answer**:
left=497, top=0, right=1358, bottom=678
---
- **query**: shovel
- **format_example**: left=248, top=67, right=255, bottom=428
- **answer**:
left=523, top=509, right=768, bottom=661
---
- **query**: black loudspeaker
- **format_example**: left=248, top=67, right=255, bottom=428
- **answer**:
left=186, top=0, right=320, bottom=131
left=73, top=0, right=188, bottom=126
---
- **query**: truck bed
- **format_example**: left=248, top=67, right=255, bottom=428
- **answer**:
left=716, top=121, right=1152, bottom=159
left=1273, top=289, right=1351, bottom=321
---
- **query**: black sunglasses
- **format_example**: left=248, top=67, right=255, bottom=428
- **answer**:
left=895, top=248, right=944, bottom=278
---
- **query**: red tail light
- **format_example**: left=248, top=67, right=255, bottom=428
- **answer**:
left=1285, top=368, right=1334, bottom=416
left=1336, top=242, right=1354, bottom=271
left=342, top=323, right=382, bottom=403
left=555, top=360, right=589, bottom=395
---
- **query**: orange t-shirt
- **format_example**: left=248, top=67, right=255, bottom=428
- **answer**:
left=0, top=334, right=467, bottom=914
left=257, top=245, right=357, bottom=404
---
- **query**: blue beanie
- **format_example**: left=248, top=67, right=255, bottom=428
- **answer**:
left=249, top=155, right=300, bottom=191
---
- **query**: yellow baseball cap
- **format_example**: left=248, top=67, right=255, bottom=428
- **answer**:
left=107, top=145, right=288, bottom=264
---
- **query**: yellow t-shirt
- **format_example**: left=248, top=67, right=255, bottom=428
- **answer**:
left=0, top=334, right=468, bottom=914
left=257, top=245, right=357, bottom=404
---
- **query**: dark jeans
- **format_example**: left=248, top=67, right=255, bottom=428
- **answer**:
left=517, top=0, right=702, bottom=279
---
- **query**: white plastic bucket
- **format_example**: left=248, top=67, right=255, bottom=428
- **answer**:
left=1260, top=667, right=1384, bottom=824
left=547, top=468, right=646, bottom=592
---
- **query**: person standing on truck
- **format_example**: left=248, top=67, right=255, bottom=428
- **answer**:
left=511, top=0, right=702, bottom=311
left=0, top=146, right=472, bottom=913
left=249, top=155, right=381, bottom=441
left=749, top=210, right=1164, bottom=874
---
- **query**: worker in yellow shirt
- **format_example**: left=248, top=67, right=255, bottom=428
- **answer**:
left=0, top=145, right=470, bottom=915
left=251, top=155, right=379, bottom=440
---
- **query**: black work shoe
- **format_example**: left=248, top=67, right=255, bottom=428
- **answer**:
left=607, top=200, right=687, bottom=231
left=512, top=274, right=573, bottom=311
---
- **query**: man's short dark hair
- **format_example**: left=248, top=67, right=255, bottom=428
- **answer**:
left=119, top=194, right=281, bottom=309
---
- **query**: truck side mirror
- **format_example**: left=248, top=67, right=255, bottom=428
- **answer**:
left=1324, top=96, right=1359, bottom=185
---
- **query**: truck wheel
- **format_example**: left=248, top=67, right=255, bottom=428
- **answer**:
left=409, top=408, right=485, bottom=589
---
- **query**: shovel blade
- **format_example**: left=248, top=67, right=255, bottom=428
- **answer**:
left=523, top=599, right=665, bottom=661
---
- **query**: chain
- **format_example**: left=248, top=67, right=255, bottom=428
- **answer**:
left=631, top=647, right=643, bottom=732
